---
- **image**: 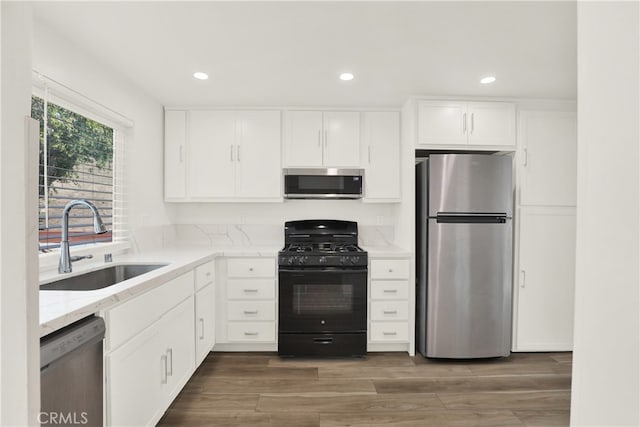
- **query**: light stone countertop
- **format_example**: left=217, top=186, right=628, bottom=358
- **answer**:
left=38, top=243, right=407, bottom=337
left=38, top=246, right=281, bottom=337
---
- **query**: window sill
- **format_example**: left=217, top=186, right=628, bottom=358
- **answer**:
left=39, top=241, right=131, bottom=273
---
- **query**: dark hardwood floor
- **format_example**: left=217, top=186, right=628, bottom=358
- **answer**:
left=157, top=352, right=571, bottom=426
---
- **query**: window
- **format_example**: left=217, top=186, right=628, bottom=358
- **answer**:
left=32, top=95, right=117, bottom=250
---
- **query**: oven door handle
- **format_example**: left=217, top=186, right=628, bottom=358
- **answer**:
left=313, top=338, right=334, bottom=345
left=279, top=268, right=367, bottom=273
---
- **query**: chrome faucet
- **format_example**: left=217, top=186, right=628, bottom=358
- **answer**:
left=58, top=199, right=108, bottom=273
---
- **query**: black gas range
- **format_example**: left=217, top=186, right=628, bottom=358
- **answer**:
left=278, top=220, right=368, bottom=357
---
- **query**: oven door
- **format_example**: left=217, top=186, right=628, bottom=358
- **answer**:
left=279, top=268, right=367, bottom=333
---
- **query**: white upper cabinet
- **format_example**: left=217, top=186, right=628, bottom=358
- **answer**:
left=323, top=112, right=361, bottom=167
left=164, top=109, right=282, bottom=202
left=417, top=100, right=515, bottom=148
left=188, top=110, right=236, bottom=199
left=362, top=112, right=401, bottom=202
left=235, top=111, right=282, bottom=199
left=519, top=111, right=577, bottom=206
left=285, top=111, right=360, bottom=167
left=285, top=111, right=323, bottom=167
left=164, top=110, right=187, bottom=199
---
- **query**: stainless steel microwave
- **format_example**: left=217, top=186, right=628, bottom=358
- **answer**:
left=283, top=168, right=364, bottom=199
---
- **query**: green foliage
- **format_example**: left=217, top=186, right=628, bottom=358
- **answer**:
left=31, top=96, right=113, bottom=197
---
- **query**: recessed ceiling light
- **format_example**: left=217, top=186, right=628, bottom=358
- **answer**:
left=193, top=72, right=209, bottom=80
left=339, top=72, right=355, bottom=81
left=480, top=76, right=496, bottom=84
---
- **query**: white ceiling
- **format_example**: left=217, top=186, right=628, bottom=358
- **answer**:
left=32, top=1, right=577, bottom=107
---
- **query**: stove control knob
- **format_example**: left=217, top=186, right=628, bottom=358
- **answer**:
left=319, top=256, right=326, bottom=265
left=350, top=256, right=359, bottom=264
left=287, top=257, right=295, bottom=265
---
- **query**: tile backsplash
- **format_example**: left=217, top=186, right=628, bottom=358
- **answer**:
left=131, top=223, right=395, bottom=252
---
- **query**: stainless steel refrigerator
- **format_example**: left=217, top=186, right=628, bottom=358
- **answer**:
left=416, top=154, right=513, bottom=358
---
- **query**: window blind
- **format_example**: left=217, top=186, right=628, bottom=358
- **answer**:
left=32, top=84, right=128, bottom=250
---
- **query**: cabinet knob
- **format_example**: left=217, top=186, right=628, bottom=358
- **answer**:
left=249, top=267, right=254, bottom=272
left=388, top=268, right=393, bottom=272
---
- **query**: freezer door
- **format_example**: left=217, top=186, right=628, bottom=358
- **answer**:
left=426, top=219, right=512, bottom=358
left=429, top=154, right=512, bottom=217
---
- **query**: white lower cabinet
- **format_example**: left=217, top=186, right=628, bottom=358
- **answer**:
left=513, top=208, right=576, bottom=351
left=107, top=296, right=195, bottom=426
left=105, top=260, right=217, bottom=426
left=368, top=257, right=411, bottom=351
left=195, top=284, right=215, bottom=364
left=216, top=257, right=277, bottom=349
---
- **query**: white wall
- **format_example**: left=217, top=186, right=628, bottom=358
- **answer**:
left=0, top=3, right=39, bottom=425
left=31, top=19, right=170, bottom=234
left=571, top=2, right=639, bottom=425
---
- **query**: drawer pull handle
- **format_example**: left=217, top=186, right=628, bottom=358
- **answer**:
left=314, top=337, right=333, bottom=345
left=383, top=289, right=398, bottom=293
left=244, top=310, right=259, bottom=315
left=243, top=289, right=259, bottom=293
left=244, top=332, right=259, bottom=336
left=166, top=348, right=173, bottom=376
left=383, top=310, right=398, bottom=315
left=161, top=355, right=168, bottom=384
left=383, top=332, right=398, bottom=336
left=199, top=318, right=205, bottom=340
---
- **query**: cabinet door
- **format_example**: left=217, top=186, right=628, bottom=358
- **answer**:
left=161, top=297, right=196, bottom=404
left=164, top=110, right=187, bottom=200
left=188, top=110, right=237, bottom=198
left=235, top=111, right=282, bottom=199
left=467, top=102, right=516, bottom=147
left=515, top=209, right=576, bottom=351
left=417, top=101, right=467, bottom=146
left=362, top=112, right=400, bottom=201
left=323, top=112, right=361, bottom=167
left=285, top=111, right=323, bottom=167
left=519, top=111, right=577, bottom=206
left=107, top=322, right=164, bottom=427
left=195, top=284, right=215, bottom=365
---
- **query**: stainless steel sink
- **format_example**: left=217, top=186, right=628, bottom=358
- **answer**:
left=40, top=264, right=168, bottom=291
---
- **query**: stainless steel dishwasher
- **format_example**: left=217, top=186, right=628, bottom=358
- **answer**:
left=40, top=316, right=105, bottom=427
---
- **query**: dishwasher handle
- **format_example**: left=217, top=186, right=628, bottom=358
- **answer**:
left=40, top=316, right=106, bottom=369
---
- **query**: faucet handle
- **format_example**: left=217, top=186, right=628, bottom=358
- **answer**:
left=70, top=254, right=93, bottom=262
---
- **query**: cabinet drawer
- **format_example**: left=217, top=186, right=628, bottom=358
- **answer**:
left=370, top=301, right=408, bottom=321
left=227, top=278, right=275, bottom=299
left=195, top=260, right=215, bottom=291
left=227, top=258, right=275, bottom=278
left=227, top=301, right=275, bottom=321
left=227, top=322, right=275, bottom=342
left=371, top=280, right=409, bottom=300
left=370, top=259, right=409, bottom=279
left=107, top=271, right=194, bottom=351
left=370, top=322, right=409, bottom=342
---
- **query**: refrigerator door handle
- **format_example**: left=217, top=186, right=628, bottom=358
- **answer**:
left=435, top=214, right=508, bottom=224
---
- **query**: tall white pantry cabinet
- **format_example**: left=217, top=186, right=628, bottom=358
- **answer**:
left=513, top=110, right=577, bottom=351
